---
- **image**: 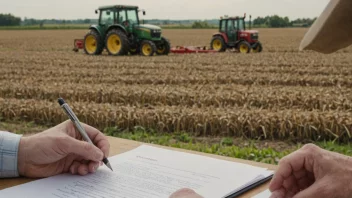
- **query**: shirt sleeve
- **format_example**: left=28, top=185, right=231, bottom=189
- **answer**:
left=0, top=131, right=22, bottom=178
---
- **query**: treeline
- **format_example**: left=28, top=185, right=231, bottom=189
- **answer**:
left=145, top=19, right=219, bottom=26
left=189, top=16, right=317, bottom=29
left=191, top=21, right=217, bottom=29
left=22, top=18, right=98, bottom=26
left=0, top=14, right=21, bottom=26
left=0, top=13, right=317, bottom=29
left=253, top=15, right=317, bottom=28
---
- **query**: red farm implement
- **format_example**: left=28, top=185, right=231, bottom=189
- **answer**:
left=73, top=40, right=219, bottom=54
left=170, top=46, right=217, bottom=54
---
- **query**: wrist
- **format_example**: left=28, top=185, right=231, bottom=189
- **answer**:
left=17, top=137, right=28, bottom=176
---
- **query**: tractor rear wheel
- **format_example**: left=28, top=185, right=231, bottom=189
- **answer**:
left=252, top=42, right=263, bottom=53
left=140, top=40, right=156, bottom=56
left=84, top=30, right=103, bottom=55
left=105, top=29, right=130, bottom=56
left=237, top=41, right=251, bottom=53
left=211, top=36, right=226, bottom=52
left=156, top=37, right=171, bottom=55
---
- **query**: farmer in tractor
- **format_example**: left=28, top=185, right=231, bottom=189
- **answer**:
left=1, top=1, right=352, bottom=198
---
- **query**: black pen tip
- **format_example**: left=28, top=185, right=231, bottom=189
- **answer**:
left=58, top=98, right=66, bottom=106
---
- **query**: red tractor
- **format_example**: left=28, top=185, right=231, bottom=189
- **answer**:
left=211, top=14, right=262, bottom=53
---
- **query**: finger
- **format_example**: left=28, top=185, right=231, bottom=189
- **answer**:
left=293, top=169, right=307, bottom=180
left=81, top=123, right=110, bottom=158
left=169, top=188, right=202, bottom=198
left=77, top=163, right=89, bottom=176
left=58, top=136, right=104, bottom=162
left=270, top=145, right=317, bottom=191
left=63, top=154, right=80, bottom=173
left=293, top=180, right=330, bottom=198
left=269, top=187, right=286, bottom=198
left=270, top=151, right=303, bottom=192
left=285, top=190, right=296, bottom=198
left=88, top=161, right=99, bottom=173
left=80, top=159, right=89, bottom=164
left=69, top=161, right=81, bottom=175
left=283, top=175, right=299, bottom=194
left=297, top=176, right=314, bottom=190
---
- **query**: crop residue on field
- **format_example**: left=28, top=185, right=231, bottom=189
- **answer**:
left=0, top=28, right=352, bottom=142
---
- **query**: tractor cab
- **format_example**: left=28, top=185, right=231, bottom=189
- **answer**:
left=98, top=5, right=141, bottom=34
left=211, top=14, right=262, bottom=53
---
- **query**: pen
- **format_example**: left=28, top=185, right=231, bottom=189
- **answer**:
left=57, top=98, right=113, bottom=171
left=224, top=174, right=273, bottom=198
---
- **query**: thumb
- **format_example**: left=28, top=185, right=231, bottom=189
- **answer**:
left=59, top=136, right=104, bottom=162
left=293, top=180, right=330, bottom=198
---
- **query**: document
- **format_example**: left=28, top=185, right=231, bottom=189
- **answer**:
left=0, top=145, right=273, bottom=198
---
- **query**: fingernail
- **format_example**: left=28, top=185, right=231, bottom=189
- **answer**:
left=70, top=167, right=75, bottom=175
left=93, top=166, right=98, bottom=172
left=83, top=168, right=88, bottom=174
left=96, top=151, right=104, bottom=161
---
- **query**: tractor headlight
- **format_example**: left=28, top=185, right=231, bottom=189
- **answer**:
left=152, top=29, right=161, bottom=33
left=251, top=33, right=259, bottom=40
left=150, top=29, right=162, bottom=38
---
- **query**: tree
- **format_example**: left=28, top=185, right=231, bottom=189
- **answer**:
left=291, top=17, right=317, bottom=27
left=83, top=19, right=91, bottom=24
left=39, top=20, right=44, bottom=28
left=253, top=17, right=267, bottom=26
left=267, top=15, right=290, bottom=28
left=0, top=13, right=21, bottom=26
left=192, top=21, right=211, bottom=29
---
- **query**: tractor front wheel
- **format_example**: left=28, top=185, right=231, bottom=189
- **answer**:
left=252, top=42, right=263, bottom=53
left=105, top=29, right=130, bottom=56
left=237, top=41, right=251, bottom=54
left=140, top=40, right=156, bottom=56
left=156, top=37, right=171, bottom=55
left=211, top=36, right=226, bottom=52
left=84, top=30, right=103, bottom=55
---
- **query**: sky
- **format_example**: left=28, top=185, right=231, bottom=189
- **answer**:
left=1, top=0, right=330, bottom=20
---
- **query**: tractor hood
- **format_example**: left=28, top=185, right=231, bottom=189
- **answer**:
left=239, top=30, right=258, bottom=34
left=238, top=30, right=259, bottom=39
left=137, top=24, right=161, bottom=30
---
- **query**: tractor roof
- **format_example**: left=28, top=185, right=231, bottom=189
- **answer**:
left=98, top=5, right=138, bottom=10
left=221, top=16, right=245, bottom=20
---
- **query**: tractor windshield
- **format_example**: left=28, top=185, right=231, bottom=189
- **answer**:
left=238, top=19, right=245, bottom=30
left=126, top=9, right=139, bottom=25
left=100, top=9, right=114, bottom=25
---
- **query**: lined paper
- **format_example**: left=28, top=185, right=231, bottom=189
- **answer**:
left=0, top=145, right=272, bottom=198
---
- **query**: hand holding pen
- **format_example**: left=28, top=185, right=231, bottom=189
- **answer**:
left=16, top=119, right=111, bottom=178
left=58, top=98, right=113, bottom=171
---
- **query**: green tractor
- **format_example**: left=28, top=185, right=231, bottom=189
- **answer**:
left=84, top=5, right=170, bottom=56
left=210, top=14, right=262, bottom=53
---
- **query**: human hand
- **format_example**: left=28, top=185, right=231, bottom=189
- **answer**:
left=269, top=144, right=352, bottom=198
left=17, top=120, right=110, bottom=178
left=169, top=188, right=203, bottom=198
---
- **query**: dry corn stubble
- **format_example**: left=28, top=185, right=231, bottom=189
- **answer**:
left=0, top=28, right=352, bottom=141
